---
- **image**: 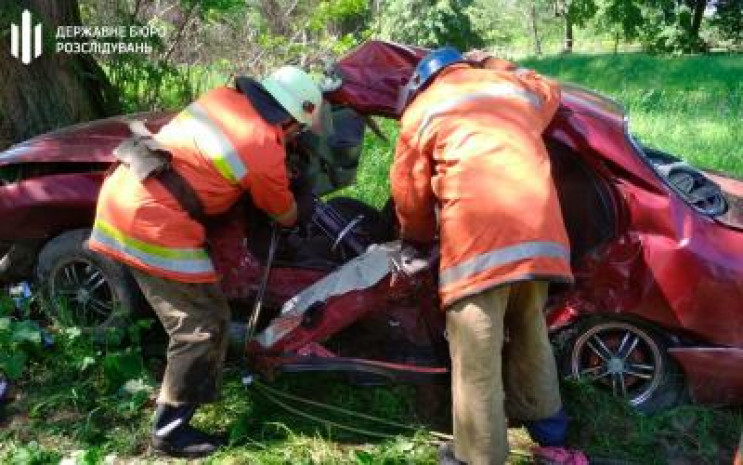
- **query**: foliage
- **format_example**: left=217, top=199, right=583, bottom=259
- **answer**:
left=0, top=319, right=42, bottom=380
left=309, top=0, right=369, bottom=34
left=0, top=296, right=44, bottom=381
left=0, top=312, right=156, bottom=460
left=711, top=0, right=743, bottom=47
left=594, top=0, right=645, bottom=44
left=106, top=56, right=226, bottom=112
left=376, top=0, right=484, bottom=50
left=549, top=0, right=709, bottom=53
left=639, top=3, right=707, bottom=53
left=466, top=0, right=518, bottom=47
left=0, top=442, right=61, bottom=465
left=71, top=0, right=739, bottom=114
left=566, top=0, right=600, bottom=28
left=468, top=0, right=563, bottom=51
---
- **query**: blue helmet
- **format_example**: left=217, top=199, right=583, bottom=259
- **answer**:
left=396, top=46, right=466, bottom=114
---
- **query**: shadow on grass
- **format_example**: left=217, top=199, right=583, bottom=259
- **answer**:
left=563, top=380, right=743, bottom=465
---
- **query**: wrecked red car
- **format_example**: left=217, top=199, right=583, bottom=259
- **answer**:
left=1, top=41, right=742, bottom=412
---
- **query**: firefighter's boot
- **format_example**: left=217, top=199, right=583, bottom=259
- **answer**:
left=151, top=403, right=222, bottom=458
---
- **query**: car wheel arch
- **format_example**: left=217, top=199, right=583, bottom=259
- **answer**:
left=552, top=313, right=689, bottom=413
left=34, top=228, right=146, bottom=335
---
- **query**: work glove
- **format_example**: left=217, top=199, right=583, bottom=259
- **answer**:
left=290, top=172, right=315, bottom=225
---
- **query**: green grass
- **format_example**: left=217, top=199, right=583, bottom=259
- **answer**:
left=342, top=52, right=743, bottom=210
left=521, top=52, right=743, bottom=177
left=561, top=381, right=743, bottom=464
left=334, top=119, right=398, bottom=208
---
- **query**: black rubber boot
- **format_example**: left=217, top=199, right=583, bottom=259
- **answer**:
left=438, top=441, right=467, bottom=465
left=151, top=404, right=222, bottom=458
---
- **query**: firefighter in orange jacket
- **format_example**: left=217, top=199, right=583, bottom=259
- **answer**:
left=392, top=48, right=573, bottom=465
left=89, top=66, right=322, bottom=458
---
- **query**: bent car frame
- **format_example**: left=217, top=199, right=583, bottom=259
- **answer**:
left=1, top=40, right=742, bottom=412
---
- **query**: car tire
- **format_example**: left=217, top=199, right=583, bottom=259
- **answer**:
left=35, top=229, right=143, bottom=334
left=557, top=317, right=687, bottom=413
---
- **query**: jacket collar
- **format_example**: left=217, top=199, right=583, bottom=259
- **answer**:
left=235, top=77, right=292, bottom=126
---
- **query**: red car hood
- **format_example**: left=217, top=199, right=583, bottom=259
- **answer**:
left=0, top=111, right=174, bottom=167
left=326, top=40, right=626, bottom=124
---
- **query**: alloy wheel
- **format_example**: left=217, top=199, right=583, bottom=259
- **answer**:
left=49, top=258, right=118, bottom=327
left=569, top=321, right=664, bottom=407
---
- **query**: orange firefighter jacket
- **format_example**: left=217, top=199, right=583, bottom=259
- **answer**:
left=89, top=86, right=296, bottom=283
left=391, top=62, right=573, bottom=308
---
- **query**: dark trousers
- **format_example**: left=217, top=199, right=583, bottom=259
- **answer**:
left=130, top=268, right=230, bottom=406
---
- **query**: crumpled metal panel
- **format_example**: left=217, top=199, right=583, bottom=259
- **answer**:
left=328, top=40, right=743, bottom=401
left=326, top=40, right=427, bottom=118
left=548, top=104, right=743, bottom=348
left=255, top=243, right=396, bottom=348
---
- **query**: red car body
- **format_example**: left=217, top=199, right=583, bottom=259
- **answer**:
left=1, top=41, right=742, bottom=408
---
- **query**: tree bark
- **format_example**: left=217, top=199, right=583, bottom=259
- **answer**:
left=0, top=0, right=120, bottom=149
left=563, top=13, right=574, bottom=53
left=530, top=1, right=543, bottom=55
left=613, top=30, right=621, bottom=54
left=690, top=0, right=708, bottom=40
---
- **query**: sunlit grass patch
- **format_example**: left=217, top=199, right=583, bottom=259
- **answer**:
left=522, top=52, right=743, bottom=177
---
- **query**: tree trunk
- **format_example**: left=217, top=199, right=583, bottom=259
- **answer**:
left=563, top=13, right=574, bottom=53
left=530, top=1, right=543, bottom=55
left=690, top=0, right=708, bottom=40
left=0, top=0, right=120, bottom=149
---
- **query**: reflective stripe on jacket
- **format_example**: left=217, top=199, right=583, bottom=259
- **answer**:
left=391, top=62, right=573, bottom=307
left=89, top=86, right=295, bottom=282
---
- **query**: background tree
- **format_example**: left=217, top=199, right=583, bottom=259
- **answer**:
left=469, top=0, right=555, bottom=55
left=529, top=0, right=544, bottom=55
left=0, top=0, right=119, bottom=149
left=553, top=0, right=598, bottom=53
left=376, top=0, right=484, bottom=50
left=685, top=0, right=709, bottom=43
left=711, top=0, right=743, bottom=47
left=593, top=0, right=644, bottom=53
left=637, top=0, right=709, bottom=52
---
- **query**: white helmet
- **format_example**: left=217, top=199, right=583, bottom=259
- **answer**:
left=262, top=66, right=323, bottom=130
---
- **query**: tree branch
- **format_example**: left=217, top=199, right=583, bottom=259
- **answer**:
left=162, top=1, right=199, bottom=63
left=131, top=0, right=143, bottom=22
